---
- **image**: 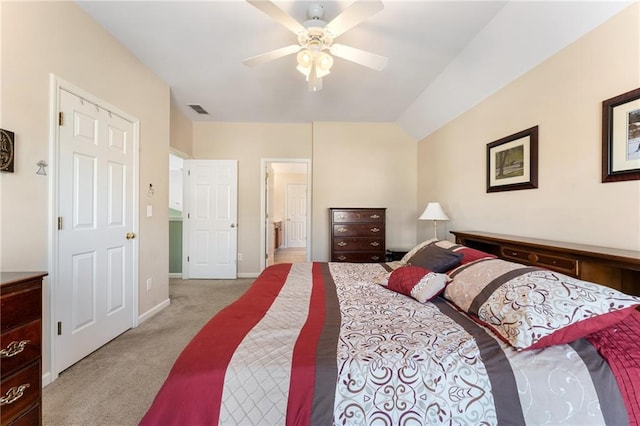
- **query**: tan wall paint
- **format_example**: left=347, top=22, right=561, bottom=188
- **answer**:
left=1, top=2, right=170, bottom=379
left=417, top=3, right=640, bottom=250
left=192, top=122, right=418, bottom=271
left=192, top=122, right=313, bottom=274
left=312, top=122, right=418, bottom=261
left=170, top=97, right=193, bottom=156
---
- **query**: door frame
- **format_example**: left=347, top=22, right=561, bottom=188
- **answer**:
left=47, top=75, right=140, bottom=383
left=259, top=158, right=312, bottom=271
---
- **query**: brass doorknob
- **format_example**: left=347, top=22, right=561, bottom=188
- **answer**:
left=126, top=232, right=136, bottom=240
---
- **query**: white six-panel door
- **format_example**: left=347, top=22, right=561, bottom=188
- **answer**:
left=56, top=88, right=136, bottom=373
left=286, top=184, right=307, bottom=248
left=185, top=160, right=238, bottom=279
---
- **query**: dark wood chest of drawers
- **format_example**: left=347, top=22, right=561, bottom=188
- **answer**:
left=1, top=272, right=46, bottom=426
left=330, top=208, right=386, bottom=262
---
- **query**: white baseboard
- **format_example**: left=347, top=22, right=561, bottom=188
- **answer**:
left=42, top=372, right=52, bottom=387
left=169, top=272, right=182, bottom=279
left=138, top=298, right=170, bottom=324
left=237, top=272, right=259, bottom=278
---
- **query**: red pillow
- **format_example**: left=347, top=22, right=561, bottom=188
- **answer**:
left=386, top=266, right=449, bottom=303
left=452, top=246, right=497, bottom=265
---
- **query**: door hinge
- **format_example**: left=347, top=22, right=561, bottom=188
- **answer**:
left=187, top=170, right=191, bottom=176
left=57, top=321, right=62, bottom=335
left=57, top=217, right=62, bottom=230
left=58, top=112, right=64, bottom=126
left=187, top=256, right=190, bottom=262
left=187, top=213, right=190, bottom=219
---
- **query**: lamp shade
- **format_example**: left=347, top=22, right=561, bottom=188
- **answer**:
left=419, top=203, right=449, bottom=221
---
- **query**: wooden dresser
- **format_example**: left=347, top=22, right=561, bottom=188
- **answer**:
left=1, top=272, right=46, bottom=426
left=330, top=208, right=386, bottom=262
left=451, top=231, right=640, bottom=296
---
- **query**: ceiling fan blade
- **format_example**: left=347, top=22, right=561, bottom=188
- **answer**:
left=247, top=0, right=306, bottom=35
left=330, top=44, right=388, bottom=71
left=242, top=44, right=301, bottom=67
left=325, top=0, right=383, bottom=37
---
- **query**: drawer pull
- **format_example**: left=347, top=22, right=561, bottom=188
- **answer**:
left=337, top=242, right=347, bottom=247
left=337, top=214, right=345, bottom=220
left=370, top=227, right=380, bottom=233
left=511, top=251, right=518, bottom=256
left=337, top=227, right=348, bottom=233
left=0, top=384, right=30, bottom=406
left=371, top=256, right=380, bottom=261
left=370, top=214, right=380, bottom=219
left=0, top=340, right=30, bottom=358
left=337, top=256, right=347, bottom=261
left=370, top=242, right=380, bottom=247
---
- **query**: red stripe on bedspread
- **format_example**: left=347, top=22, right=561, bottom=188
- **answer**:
left=587, top=309, right=640, bottom=426
left=286, top=263, right=326, bottom=425
left=139, top=264, right=292, bottom=426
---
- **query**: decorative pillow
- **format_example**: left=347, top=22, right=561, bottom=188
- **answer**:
left=451, top=246, right=497, bottom=265
left=400, top=239, right=438, bottom=265
left=405, top=244, right=463, bottom=273
left=444, top=258, right=640, bottom=350
left=386, top=266, right=449, bottom=303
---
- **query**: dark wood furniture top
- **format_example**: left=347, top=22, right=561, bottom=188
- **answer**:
left=330, top=208, right=386, bottom=262
left=451, top=231, right=640, bottom=296
left=1, top=271, right=47, bottom=426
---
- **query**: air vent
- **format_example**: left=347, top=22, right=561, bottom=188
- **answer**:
left=188, top=104, right=209, bottom=115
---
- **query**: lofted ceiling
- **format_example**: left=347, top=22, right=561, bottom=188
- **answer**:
left=76, top=1, right=631, bottom=139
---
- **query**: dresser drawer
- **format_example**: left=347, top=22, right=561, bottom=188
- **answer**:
left=501, top=246, right=578, bottom=276
left=0, top=362, right=40, bottom=425
left=333, top=224, right=384, bottom=237
left=1, top=285, right=41, bottom=333
left=332, top=252, right=385, bottom=262
left=532, top=253, right=578, bottom=276
left=333, top=238, right=384, bottom=252
left=501, top=247, right=532, bottom=263
left=332, top=210, right=384, bottom=223
left=1, top=320, right=41, bottom=379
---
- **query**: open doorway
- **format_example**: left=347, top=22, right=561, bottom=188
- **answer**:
left=260, top=159, right=311, bottom=270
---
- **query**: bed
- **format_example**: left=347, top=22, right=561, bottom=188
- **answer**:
left=140, top=239, right=640, bottom=425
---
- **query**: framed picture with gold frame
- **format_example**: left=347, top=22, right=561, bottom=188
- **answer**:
left=486, top=126, right=538, bottom=193
left=602, top=87, right=640, bottom=182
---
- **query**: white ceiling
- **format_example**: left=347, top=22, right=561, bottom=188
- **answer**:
left=76, top=1, right=631, bottom=140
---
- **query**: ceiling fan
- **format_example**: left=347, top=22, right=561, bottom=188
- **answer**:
left=243, top=0, right=388, bottom=92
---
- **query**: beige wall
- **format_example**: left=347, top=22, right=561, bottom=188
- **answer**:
left=193, top=122, right=313, bottom=274
left=417, top=3, right=640, bottom=250
left=192, top=122, right=418, bottom=272
left=1, top=2, right=170, bottom=380
left=170, top=96, right=193, bottom=156
left=312, top=122, right=418, bottom=261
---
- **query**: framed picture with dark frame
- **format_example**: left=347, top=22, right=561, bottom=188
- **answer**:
left=486, top=126, right=538, bottom=193
left=0, top=128, right=15, bottom=173
left=602, top=87, right=640, bottom=183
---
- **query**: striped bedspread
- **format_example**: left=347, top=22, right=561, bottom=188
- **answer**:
left=140, top=262, right=631, bottom=425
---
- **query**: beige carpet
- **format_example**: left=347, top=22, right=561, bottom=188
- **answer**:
left=42, top=278, right=253, bottom=426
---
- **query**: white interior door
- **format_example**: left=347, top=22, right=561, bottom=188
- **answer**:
left=185, top=160, right=238, bottom=279
left=286, top=184, right=307, bottom=248
left=265, top=165, right=275, bottom=266
left=56, top=88, right=136, bottom=373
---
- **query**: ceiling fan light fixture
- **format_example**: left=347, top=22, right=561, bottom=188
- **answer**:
left=317, top=52, right=334, bottom=72
left=296, top=49, right=313, bottom=68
